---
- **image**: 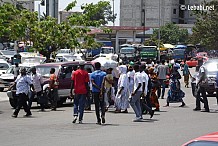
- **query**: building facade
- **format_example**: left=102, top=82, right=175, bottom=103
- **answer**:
left=120, top=0, right=213, bottom=27
left=0, top=0, right=34, bottom=12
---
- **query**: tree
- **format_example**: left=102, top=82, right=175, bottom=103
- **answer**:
left=191, top=0, right=218, bottom=49
left=152, top=23, right=188, bottom=44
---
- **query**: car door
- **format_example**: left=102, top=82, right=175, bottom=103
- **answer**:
left=57, top=65, right=73, bottom=97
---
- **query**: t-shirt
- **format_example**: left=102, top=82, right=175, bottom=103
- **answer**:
left=196, top=66, right=206, bottom=85
left=141, top=71, right=148, bottom=94
left=133, top=72, right=143, bottom=92
left=15, top=75, right=32, bottom=95
left=91, top=70, right=106, bottom=93
left=157, top=64, right=169, bottom=79
left=31, top=73, right=42, bottom=92
left=49, top=74, right=58, bottom=89
left=104, top=74, right=113, bottom=88
left=72, top=69, right=89, bottom=94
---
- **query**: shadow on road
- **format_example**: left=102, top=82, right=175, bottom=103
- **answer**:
left=0, top=111, right=3, bottom=114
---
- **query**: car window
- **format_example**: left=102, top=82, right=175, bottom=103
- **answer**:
left=0, top=63, right=9, bottom=70
left=187, top=141, right=218, bottom=146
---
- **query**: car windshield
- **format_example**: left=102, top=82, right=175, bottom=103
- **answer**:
left=36, top=66, right=59, bottom=77
left=64, top=56, right=82, bottom=61
left=0, top=63, right=9, bottom=70
left=58, top=49, right=71, bottom=54
left=187, top=141, right=218, bottom=146
left=101, top=47, right=114, bottom=54
left=0, top=50, right=16, bottom=56
left=141, top=47, right=156, bottom=52
left=174, top=49, right=185, bottom=55
left=204, top=60, right=218, bottom=72
left=6, top=66, right=14, bottom=74
left=120, top=47, right=135, bottom=53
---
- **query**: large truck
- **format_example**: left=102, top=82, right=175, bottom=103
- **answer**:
left=87, top=41, right=113, bottom=57
left=139, top=46, right=158, bottom=61
left=119, top=44, right=137, bottom=62
left=173, top=48, right=185, bottom=61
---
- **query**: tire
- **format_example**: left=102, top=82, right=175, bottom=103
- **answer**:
left=0, top=88, right=4, bottom=92
left=9, top=98, right=17, bottom=108
left=57, top=98, right=66, bottom=107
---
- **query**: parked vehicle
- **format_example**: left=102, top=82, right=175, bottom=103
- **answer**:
left=182, top=132, right=218, bottom=146
left=0, top=59, right=11, bottom=75
left=0, top=50, right=16, bottom=60
left=7, top=61, right=94, bottom=108
left=191, top=59, right=218, bottom=96
left=139, top=46, right=158, bottom=61
left=119, top=44, right=137, bottom=62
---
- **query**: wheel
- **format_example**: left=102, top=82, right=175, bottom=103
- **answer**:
left=57, top=98, right=67, bottom=107
left=0, top=88, right=4, bottom=92
left=9, top=98, right=17, bottom=108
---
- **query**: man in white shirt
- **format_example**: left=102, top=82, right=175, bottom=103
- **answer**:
left=140, top=65, right=152, bottom=108
left=130, top=65, right=154, bottom=122
left=29, top=67, right=44, bottom=111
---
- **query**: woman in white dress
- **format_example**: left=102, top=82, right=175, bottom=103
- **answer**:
left=115, top=65, right=130, bottom=113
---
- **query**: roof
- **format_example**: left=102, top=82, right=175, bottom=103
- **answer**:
left=36, top=61, right=92, bottom=67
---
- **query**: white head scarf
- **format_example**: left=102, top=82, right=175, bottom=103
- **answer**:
left=118, top=65, right=127, bottom=74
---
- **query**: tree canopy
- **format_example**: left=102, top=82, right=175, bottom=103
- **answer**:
left=190, top=0, right=218, bottom=50
left=0, top=1, right=114, bottom=59
left=152, top=23, right=188, bottom=45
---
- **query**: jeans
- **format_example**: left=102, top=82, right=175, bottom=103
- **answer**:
left=157, top=79, right=166, bottom=98
left=196, top=86, right=209, bottom=110
left=85, top=91, right=92, bottom=109
left=14, top=93, right=32, bottom=116
left=28, top=91, right=43, bottom=109
left=73, top=94, right=86, bottom=121
left=93, top=92, right=105, bottom=123
left=130, top=91, right=142, bottom=118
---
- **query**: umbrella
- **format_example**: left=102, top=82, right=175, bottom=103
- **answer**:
left=163, top=44, right=175, bottom=49
left=175, top=45, right=187, bottom=49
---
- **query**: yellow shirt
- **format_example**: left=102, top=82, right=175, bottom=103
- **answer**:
left=104, top=74, right=113, bottom=88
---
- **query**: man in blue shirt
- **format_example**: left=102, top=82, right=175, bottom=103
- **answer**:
left=91, top=62, right=106, bottom=125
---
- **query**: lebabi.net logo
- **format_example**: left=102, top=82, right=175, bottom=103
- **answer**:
left=180, top=4, right=215, bottom=11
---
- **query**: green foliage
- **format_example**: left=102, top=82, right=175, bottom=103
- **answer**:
left=0, top=1, right=112, bottom=59
left=191, top=0, right=218, bottom=49
left=152, top=23, right=188, bottom=44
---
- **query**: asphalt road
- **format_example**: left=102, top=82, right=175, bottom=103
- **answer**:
left=0, top=68, right=218, bottom=146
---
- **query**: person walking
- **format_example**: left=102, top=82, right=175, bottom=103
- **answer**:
left=13, top=63, right=19, bottom=80
left=157, top=60, right=169, bottom=99
left=127, top=65, right=135, bottom=94
left=148, top=68, right=160, bottom=111
left=9, top=68, right=35, bottom=118
left=49, top=68, right=58, bottom=111
left=193, top=65, right=210, bottom=112
left=103, top=68, right=114, bottom=111
left=71, top=62, right=89, bottom=124
left=91, top=62, right=107, bottom=125
left=29, top=67, right=45, bottom=111
left=115, top=65, right=129, bottom=113
left=164, top=64, right=186, bottom=107
left=182, top=60, right=191, bottom=88
left=130, top=64, right=154, bottom=122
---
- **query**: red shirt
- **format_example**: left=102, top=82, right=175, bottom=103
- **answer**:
left=72, top=69, right=89, bottom=94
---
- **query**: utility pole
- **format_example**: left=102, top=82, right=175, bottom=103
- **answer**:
left=158, top=0, right=161, bottom=61
left=112, top=0, right=115, bottom=26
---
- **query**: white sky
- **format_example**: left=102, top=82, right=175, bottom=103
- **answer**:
left=35, top=0, right=120, bottom=26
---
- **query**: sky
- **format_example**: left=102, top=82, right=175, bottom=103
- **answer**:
left=35, top=0, right=120, bottom=26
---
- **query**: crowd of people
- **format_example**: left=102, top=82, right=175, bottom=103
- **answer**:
left=9, top=58, right=212, bottom=123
